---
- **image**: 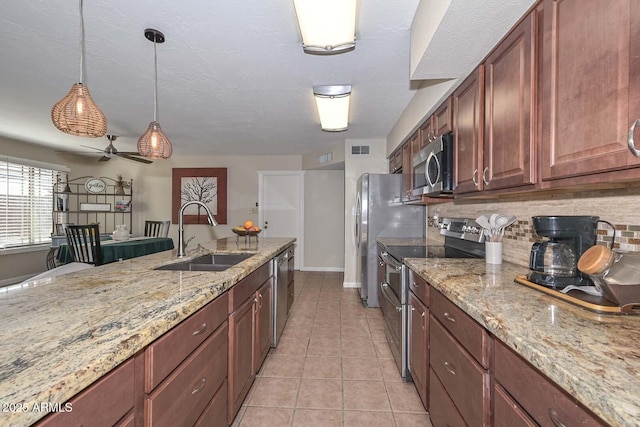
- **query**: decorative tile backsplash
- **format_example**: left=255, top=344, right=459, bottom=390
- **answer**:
left=503, top=219, right=640, bottom=251
left=426, top=187, right=640, bottom=267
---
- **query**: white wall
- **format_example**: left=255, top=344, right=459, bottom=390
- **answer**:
left=343, top=138, right=388, bottom=287
left=303, top=170, right=345, bottom=271
left=1, top=137, right=350, bottom=282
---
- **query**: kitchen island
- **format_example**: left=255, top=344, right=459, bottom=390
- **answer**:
left=0, top=237, right=295, bottom=427
left=405, top=257, right=640, bottom=427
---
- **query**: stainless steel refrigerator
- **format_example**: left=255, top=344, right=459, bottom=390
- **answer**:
left=355, top=173, right=425, bottom=307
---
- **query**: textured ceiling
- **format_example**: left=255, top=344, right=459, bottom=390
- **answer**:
left=0, top=1, right=535, bottom=158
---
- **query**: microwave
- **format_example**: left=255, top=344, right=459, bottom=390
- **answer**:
left=412, top=132, right=454, bottom=196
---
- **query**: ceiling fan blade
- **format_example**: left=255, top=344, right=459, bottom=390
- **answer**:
left=80, top=145, right=105, bottom=153
left=116, top=151, right=144, bottom=155
left=117, top=153, right=153, bottom=164
left=98, top=156, right=111, bottom=162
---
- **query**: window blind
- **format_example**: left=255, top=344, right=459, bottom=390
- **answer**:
left=0, top=160, right=55, bottom=249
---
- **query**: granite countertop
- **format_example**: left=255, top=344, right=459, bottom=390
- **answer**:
left=404, top=257, right=640, bottom=427
left=0, top=237, right=295, bottom=427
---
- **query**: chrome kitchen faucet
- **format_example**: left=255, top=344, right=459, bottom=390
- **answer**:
left=177, top=201, right=218, bottom=257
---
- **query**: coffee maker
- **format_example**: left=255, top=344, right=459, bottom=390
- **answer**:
left=528, top=216, right=599, bottom=288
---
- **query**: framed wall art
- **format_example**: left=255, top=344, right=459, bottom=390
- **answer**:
left=172, top=168, right=228, bottom=224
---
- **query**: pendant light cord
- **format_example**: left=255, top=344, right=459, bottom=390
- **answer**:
left=79, top=0, right=84, bottom=84
left=153, top=37, right=158, bottom=122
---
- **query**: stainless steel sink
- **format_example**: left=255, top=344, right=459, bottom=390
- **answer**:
left=155, top=253, right=254, bottom=271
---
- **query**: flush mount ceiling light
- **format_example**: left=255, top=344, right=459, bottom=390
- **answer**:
left=313, top=85, right=352, bottom=132
left=51, top=0, right=107, bottom=138
left=137, top=28, right=173, bottom=159
left=293, top=0, right=357, bottom=54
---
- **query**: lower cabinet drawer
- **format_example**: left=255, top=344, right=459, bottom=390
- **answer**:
left=430, top=317, right=488, bottom=426
left=430, top=287, right=488, bottom=368
left=494, top=383, right=536, bottom=427
left=194, top=379, right=228, bottom=427
left=494, top=339, right=607, bottom=427
left=145, top=322, right=228, bottom=427
left=428, top=368, right=466, bottom=427
left=145, top=292, right=229, bottom=392
left=36, top=358, right=136, bottom=427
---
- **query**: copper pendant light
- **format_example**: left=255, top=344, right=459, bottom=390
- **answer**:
left=51, top=0, right=107, bottom=138
left=137, top=29, right=173, bottom=159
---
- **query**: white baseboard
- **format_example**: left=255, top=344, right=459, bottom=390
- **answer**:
left=299, top=267, right=344, bottom=272
left=342, top=281, right=358, bottom=288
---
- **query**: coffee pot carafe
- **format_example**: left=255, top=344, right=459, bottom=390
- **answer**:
left=527, top=216, right=600, bottom=288
left=530, top=240, right=577, bottom=277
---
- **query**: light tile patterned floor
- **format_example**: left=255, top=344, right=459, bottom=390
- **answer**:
left=231, top=271, right=432, bottom=427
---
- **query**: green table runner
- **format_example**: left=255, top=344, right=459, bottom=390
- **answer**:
left=57, top=237, right=175, bottom=264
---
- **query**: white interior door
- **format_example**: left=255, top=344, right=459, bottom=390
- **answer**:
left=258, top=171, right=304, bottom=270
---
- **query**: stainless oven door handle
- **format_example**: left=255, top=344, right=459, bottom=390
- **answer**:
left=380, top=282, right=402, bottom=312
left=380, top=252, right=402, bottom=270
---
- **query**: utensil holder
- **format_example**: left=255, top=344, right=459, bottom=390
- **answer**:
left=486, top=242, right=503, bottom=265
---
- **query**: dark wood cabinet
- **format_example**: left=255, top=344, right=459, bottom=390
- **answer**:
left=540, top=0, right=640, bottom=185
left=453, top=66, right=485, bottom=194
left=494, top=339, right=607, bottom=427
left=428, top=368, right=467, bottom=427
left=408, top=291, right=428, bottom=409
left=254, top=277, right=273, bottom=373
left=145, top=293, right=229, bottom=392
left=228, top=294, right=256, bottom=422
left=227, top=262, right=273, bottom=424
left=429, top=286, right=490, bottom=427
left=145, top=323, right=228, bottom=427
left=420, top=117, right=434, bottom=151
left=36, top=357, right=139, bottom=427
left=401, top=133, right=420, bottom=202
left=388, top=148, right=403, bottom=174
left=430, top=317, right=489, bottom=426
left=483, top=10, right=536, bottom=191
left=433, top=97, right=453, bottom=137
left=494, top=383, right=537, bottom=427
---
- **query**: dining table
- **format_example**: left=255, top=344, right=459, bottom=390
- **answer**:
left=56, top=236, right=175, bottom=265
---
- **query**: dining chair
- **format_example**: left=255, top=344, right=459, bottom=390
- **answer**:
left=64, top=224, right=103, bottom=266
left=144, top=220, right=171, bottom=238
left=46, top=248, right=58, bottom=270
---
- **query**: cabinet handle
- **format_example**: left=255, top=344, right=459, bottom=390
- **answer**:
left=628, top=119, right=640, bottom=157
left=482, top=166, right=490, bottom=186
left=191, top=377, right=207, bottom=394
left=421, top=311, right=426, bottom=330
left=444, top=361, right=456, bottom=376
left=548, top=408, right=567, bottom=427
left=259, top=293, right=263, bottom=308
left=472, top=169, right=478, bottom=187
left=443, top=312, right=456, bottom=323
left=192, top=323, right=208, bottom=336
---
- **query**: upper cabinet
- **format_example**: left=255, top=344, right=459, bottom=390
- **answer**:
left=392, top=0, right=640, bottom=201
left=453, top=67, right=484, bottom=195
left=402, top=132, right=421, bottom=202
left=420, top=99, right=453, bottom=152
left=483, top=9, right=537, bottom=191
left=540, top=0, right=640, bottom=184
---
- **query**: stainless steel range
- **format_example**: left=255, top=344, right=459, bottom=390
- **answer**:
left=378, top=218, right=485, bottom=379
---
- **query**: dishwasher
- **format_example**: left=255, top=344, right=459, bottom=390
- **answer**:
left=272, top=247, right=290, bottom=347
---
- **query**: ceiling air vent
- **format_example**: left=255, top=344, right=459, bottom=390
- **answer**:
left=317, top=152, right=333, bottom=164
left=351, top=145, right=370, bottom=155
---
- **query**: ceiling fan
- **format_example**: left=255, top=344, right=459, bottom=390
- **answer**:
left=81, top=135, right=152, bottom=164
